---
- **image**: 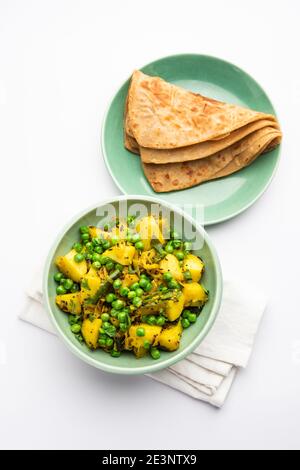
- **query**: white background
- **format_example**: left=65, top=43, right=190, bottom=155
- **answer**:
left=0, top=0, right=299, bottom=450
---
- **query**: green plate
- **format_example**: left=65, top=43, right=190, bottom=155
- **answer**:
left=102, top=54, right=281, bottom=225
left=43, top=196, right=222, bottom=375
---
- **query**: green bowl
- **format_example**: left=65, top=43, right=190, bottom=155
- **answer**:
left=43, top=196, right=222, bottom=375
left=102, top=54, right=281, bottom=225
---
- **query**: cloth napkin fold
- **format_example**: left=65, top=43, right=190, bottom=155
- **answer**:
left=20, top=275, right=267, bottom=408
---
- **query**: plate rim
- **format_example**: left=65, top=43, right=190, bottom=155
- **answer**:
left=101, top=53, right=282, bottom=226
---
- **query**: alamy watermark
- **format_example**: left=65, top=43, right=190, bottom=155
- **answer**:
left=94, top=201, right=205, bottom=249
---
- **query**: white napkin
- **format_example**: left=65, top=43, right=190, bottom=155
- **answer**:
left=20, top=275, right=267, bottom=408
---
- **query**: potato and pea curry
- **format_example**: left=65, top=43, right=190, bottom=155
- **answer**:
left=54, top=215, right=208, bottom=360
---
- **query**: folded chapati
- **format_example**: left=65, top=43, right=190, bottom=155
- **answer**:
left=123, top=70, right=282, bottom=192
left=142, top=127, right=282, bottom=192
left=127, top=70, right=277, bottom=149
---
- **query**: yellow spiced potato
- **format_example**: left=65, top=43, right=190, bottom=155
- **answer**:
left=125, top=324, right=162, bottom=358
left=81, top=318, right=102, bottom=349
left=102, top=245, right=136, bottom=266
left=183, top=282, right=208, bottom=307
left=159, top=254, right=184, bottom=281
left=56, top=249, right=87, bottom=283
left=183, top=254, right=204, bottom=282
left=122, top=273, right=139, bottom=288
left=80, top=267, right=101, bottom=305
left=53, top=215, right=209, bottom=359
left=136, top=216, right=164, bottom=250
left=165, top=292, right=185, bottom=322
left=56, top=293, right=82, bottom=315
left=159, top=321, right=183, bottom=351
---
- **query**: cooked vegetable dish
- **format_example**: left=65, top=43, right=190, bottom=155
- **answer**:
left=54, top=216, right=209, bottom=359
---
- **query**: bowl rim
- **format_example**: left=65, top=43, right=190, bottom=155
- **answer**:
left=101, top=53, right=282, bottom=226
left=43, top=195, right=223, bottom=375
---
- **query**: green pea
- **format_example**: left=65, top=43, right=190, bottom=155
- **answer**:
left=94, top=245, right=103, bottom=254
left=143, top=340, right=151, bottom=350
left=73, top=243, right=83, bottom=253
left=101, top=313, right=110, bottom=322
left=156, top=316, right=166, bottom=326
left=110, top=308, right=118, bottom=317
left=106, top=338, right=114, bottom=348
left=92, top=253, right=101, bottom=263
left=106, top=293, right=116, bottom=303
left=74, top=253, right=84, bottom=263
left=184, top=270, right=192, bottom=281
left=106, top=261, right=114, bottom=271
left=151, top=348, right=161, bottom=360
left=130, top=282, right=140, bottom=291
left=135, top=241, right=144, bottom=251
left=163, top=272, right=173, bottom=282
left=182, top=309, right=191, bottom=319
left=115, top=263, right=124, bottom=272
left=183, top=241, right=192, bottom=252
left=92, top=261, right=101, bottom=270
left=103, top=321, right=111, bottom=330
left=119, top=323, right=128, bottom=332
left=118, top=311, right=128, bottom=323
left=127, top=215, right=136, bottom=226
left=70, top=323, right=81, bottom=334
left=56, top=285, right=67, bottom=295
left=140, top=273, right=149, bottom=280
left=136, top=327, right=145, bottom=337
left=176, top=251, right=185, bottom=261
left=84, top=241, right=93, bottom=251
left=54, top=272, right=63, bottom=283
left=98, top=338, right=106, bottom=347
left=168, top=279, right=179, bottom=289
left=171, top=230, right=179, bottom=239
left=113, top=279, right=122, bottom=290
left=135, top=288, right=144, bottom=297
left=103, top=224, right=110, bottom=232
left=172, top=240, right=182, bottom=249
left=131, top=233, right=141, bottom=243
left=165, top=243, right=174, bottom=254
left=188, top=313, right=197, bottom=323
left=80, top=226, right=89, bottom=234
left=144, top=282, right=152, bottom=292
left=68, top=315, right=77, bottom=325
left=182, top=318, right=190, bottom=328
left=132, top=297, right=142, bottom=308
left=92, top=237, right=101, bottom=246
left=147, top=315, right=156, bottom=325
left=70, top=283, right=80, bottom=293
left=111, top=350, right=121, bottom=357
left=112, top=299, right=125, bottom=310
left=99, top=256, right=110, bottom=265
left=105, top=325, right=116, bottom=337
left=139, top=278, right=149, bottom=289
left=120, top=287, right=130, bottom=297
left=111, top=237, right=119, bottom=246
left=63, top=279, right=73, bottom=291
left=81, top=233, right=90, bottom=242
left=127, top=290, right=136, bottom=300
left=102, top=240, right=111, bottom=250
left=160, top=286, right=169, bottom=293
left=141, top=315, right=148, bottom=323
